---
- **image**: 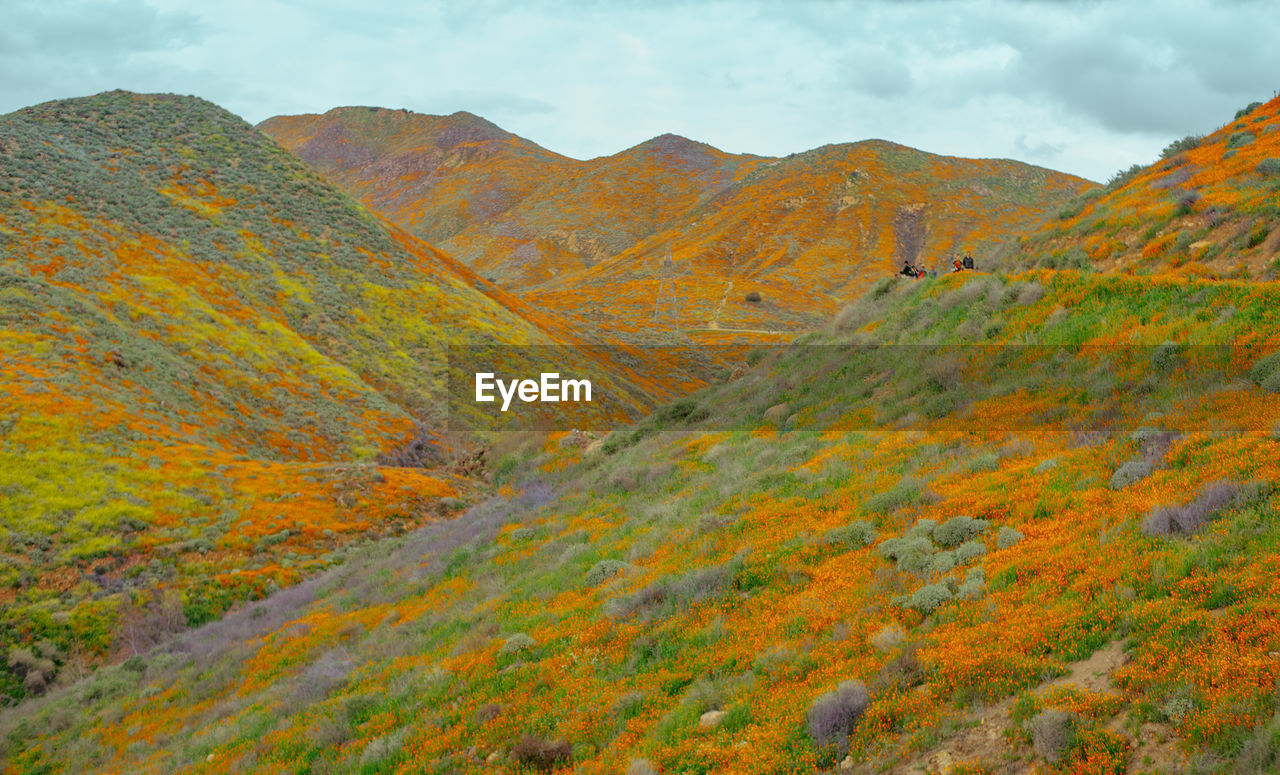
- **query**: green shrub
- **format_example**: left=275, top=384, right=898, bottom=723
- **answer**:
left=1227, top=132, right=1256, bottom=149
left=932, top=515, right=990, bottom=548
left=1246, top=226, right=1271, bottom=249
left=824, top=519, right=878, bottom=549
left=864, top=476, right=931, bottom=514
left=499, top=633, right=537, bottom=655
left=1106, top=163, right=1144, bottom=189
left=1161, top=135, right=1203, bottom=158
left=955, top=540, right=987, bottom=564
left=1109, top=460, right=1152, bottom=490
left=878, top=535, right=935, bottom=577
left=585, top=559, right=630, bottom=586
left=957, top=568, right=986, bottom=600
left=997, top=526, right=1025, bottom=549
left=1249, top=351, right=1280, bottom=391
left=927, top=551, right=956, bottom=576
left=908, top=583, right=953, bottom=614
left=1235, top=101, right=1264, bottom=120
left=1257, top=159, right=1280, bottom=178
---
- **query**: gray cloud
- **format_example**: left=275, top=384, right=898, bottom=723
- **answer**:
left=2, top=0, right=1277, bottom=181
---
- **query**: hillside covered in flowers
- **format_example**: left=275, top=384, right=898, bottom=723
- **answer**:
left=3, top=90, right=1280, bottom=775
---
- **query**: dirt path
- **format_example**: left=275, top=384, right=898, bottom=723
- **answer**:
left=707, top=280, right=733, bottom=331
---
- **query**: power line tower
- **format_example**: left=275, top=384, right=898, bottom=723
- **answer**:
left=653, top=243, right=682, bottom=329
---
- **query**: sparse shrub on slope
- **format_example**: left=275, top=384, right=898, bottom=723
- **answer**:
left=1162, top=134, right=1204, bottom=158
left=1143, top=480, right=1241, bottom=537
left=806, top=680, right=869, bottom=756
left=957, top=567, right=986, bottom=600
left=511, top=735, right=571, bottom=773
left=878, top=534, right=935, bottom=577
left=908, top=583, right=953, bottom=614
left=932, top=515, right=990, bottom=547
left=996, top=526, right=1025, bottom=549
left=500, top=633, right=537, bottom=655
left=864, top=475, right=932, bottom=514
left=1030, top=709, right=1079, bottom=765
left=1110, top=460, right=1153, bottom=490
left=823, top=519, right=878, bottom=549
left=585, top=559, right=630, bottom=586
left=1249, top=351, right=1280, bottom=393
left=955, top=540, right=986, bottom=564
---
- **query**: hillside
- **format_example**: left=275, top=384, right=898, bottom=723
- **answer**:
left=0, top=91, right=641, bottom=702
left=1015, top=96, right=1280, bottom=277
left=260, top=108, right=767, bottom=288
left=8, top=91, right=1280, bottom=775
left=529, top=141, right=1091, bottom=335
left=260, top=109, right=1091, bottom=334
left=7, top=268, right=1280, bottom=773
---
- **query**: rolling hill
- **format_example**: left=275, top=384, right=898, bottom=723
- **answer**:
left=1013, top=95, right=1280, bottom=278
left=261, top=109, right=1092, bottom=336
left=7, top=89, right=1280, bottom=775
left=0, top=90, right=647, bottom=701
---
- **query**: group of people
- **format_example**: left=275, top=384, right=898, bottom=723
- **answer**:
left=899, top=253, right=975, bottom=278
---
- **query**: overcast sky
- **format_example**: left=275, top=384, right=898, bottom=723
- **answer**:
left=3, top=0, right=1278, bottom=181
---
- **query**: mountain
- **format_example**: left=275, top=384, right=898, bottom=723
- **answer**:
left=0, top=91, right=615, bottom=698
left=529, top=140, right=1092, bottom=334
left=10, top=91, right=1280, bottom=775
left=260, top=109, right=767, bottom=287
left=1014, top=95, right=1280, bottom=277
left=261, top=108, right=1092, bottom=334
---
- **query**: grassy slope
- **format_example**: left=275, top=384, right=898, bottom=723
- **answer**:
left=1015, top=96, right=1280, bottom=278
left=0, top=91, right=598, bottom=700
left=9, top=267, right=1280, bottom=774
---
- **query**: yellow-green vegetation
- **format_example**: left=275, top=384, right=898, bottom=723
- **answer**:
left=0, top=91, right=633, bottom=702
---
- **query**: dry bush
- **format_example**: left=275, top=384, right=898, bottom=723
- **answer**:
left=1143, top=479, right=1241, bottom=538
left=1030, top=710, right=1078, bottom=764
left=511, top=735, right=571, bottom=773
left=806, top=680, right=870, bottom=754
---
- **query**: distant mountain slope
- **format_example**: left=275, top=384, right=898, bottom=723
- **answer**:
left=1015, top=95, right=1280, bottom=277
left=262, top=109, right=1091, bottom=333
left=257, top=107, right=575, bottom=261
left=260, top=108, right=766, bottom=287
left=0, top=91, right=588, bottom=693
left=530, top=141, right=1092, bottom=333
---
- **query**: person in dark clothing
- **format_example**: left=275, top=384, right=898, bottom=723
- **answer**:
left=901, top=261, right=917, bottom=277
left=963, top=254, right=975, bottom=270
